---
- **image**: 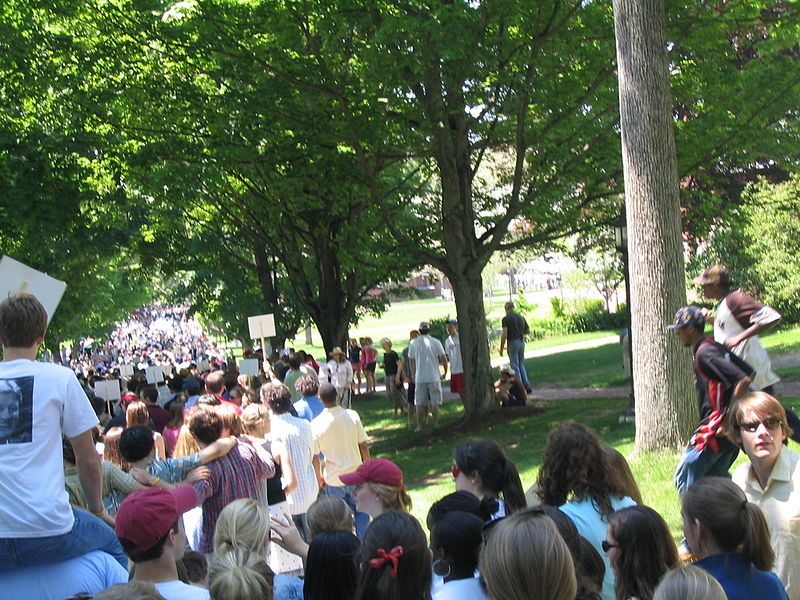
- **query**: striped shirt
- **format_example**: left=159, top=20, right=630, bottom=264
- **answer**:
left=192, top=438, right=275, bottom=552
left=270, top=413, right=319, bottom=515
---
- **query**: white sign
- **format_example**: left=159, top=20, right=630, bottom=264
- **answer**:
left=94, top=380, right=122, bottom=402
left=0, top=256, right=67, bottom=325
left=161, top=364, right=173, bottom=379
left=145, top=366, right=164, bottom=384
left=238, top=358, right=260, bottom=376
left=248, top=314, right=276, bottom=340
left=119, top=364, right=135, bottom=378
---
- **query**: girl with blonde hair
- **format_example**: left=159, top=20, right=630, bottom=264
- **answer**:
left=653, top=565, right=727, bottom=600
left=208, top=548, right=272, bottom=600
left=480, top=509, right=577, bottom=600
left=340, top=458, right=412, bottom=518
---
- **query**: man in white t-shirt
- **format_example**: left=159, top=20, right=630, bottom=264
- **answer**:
left=408, top=321, right=447, bottom=431
left=0, top=294, right=126, bottom=571
left=115, top=485, right=209, bottom=600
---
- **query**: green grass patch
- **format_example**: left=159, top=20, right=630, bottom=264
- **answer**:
left=762, top=325, right=800, bottom=355
left=522, top=342, right=628, bottom=388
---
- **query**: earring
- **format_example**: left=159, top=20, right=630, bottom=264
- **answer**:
left=432, top=559, right=451, bottom=578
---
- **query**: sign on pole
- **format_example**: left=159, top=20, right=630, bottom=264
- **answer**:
left=238, top=359, right=260, bottom=376
left=119, top=364, right=135, bottom=378
left=95, top=380, right=122, bottom=416
left=0, top=256, right=67, bottom=325
left=247, top=313, right=275, bottom=369
left=145, top=366, right=165, bottom=385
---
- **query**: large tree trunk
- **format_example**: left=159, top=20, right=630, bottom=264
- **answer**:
left=450, top=273, right=495, bottom=419
left=613, top=0, right=696, bottom=451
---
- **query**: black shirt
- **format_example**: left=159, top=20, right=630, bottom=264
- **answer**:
left=502, top=312, right=529, bottom=341
left=383, top=351, right=400, bottom=376
left=693, top=336, right=754, bottom=422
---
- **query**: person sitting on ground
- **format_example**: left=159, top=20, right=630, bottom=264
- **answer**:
left=536, top=421, right=636, bottom=600
left=340, top=458, right=412, bottom=523
left=682, top=477, right=788, bottom=600
left=354, top=511, right=431, bottom=600
left=494, top=365, right=527, bottom=407
left=728, top=391, right=799, bottom=599
left=604, top=505, right=679, bottom=600
left=115, top=486, right=209, bottom=600
left=453, top=439, right=527, bottom=518
left=480, top=508, right=577, bottom=600
left=293, top=375, right=324, bottom=422
left=127, top=400, right=167, bottom=460
left=430, top=511, right=489, bottom=600
left=653, top=565, right=727, bottom=600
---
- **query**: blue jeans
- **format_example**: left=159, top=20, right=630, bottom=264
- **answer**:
left=322, top=485, right=370, bottom=539
left=674, top=438, right=739, bottom=496
left=0, top=508, right=127, bottom=572
left=507, top=338, right=529, bottom=388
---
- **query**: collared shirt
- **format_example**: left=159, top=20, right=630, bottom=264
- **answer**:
left=270, top=412, right=319, bottom=515
left=192, top=439, right=275, bottom=552
left=732, top=448, right=800, bottom=599
left=146, top=453, right=202, bottom=484
left=311, top=406, right=368, bottom=486
left=696, top=553, right=788, bottom=600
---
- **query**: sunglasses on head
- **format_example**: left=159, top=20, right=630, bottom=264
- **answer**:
left=738, top=417, right=782, bottom=433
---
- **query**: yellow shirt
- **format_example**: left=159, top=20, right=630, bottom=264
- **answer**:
left=311, top=406, right=368, bottom=486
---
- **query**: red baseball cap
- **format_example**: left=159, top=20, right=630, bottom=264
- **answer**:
left=340, top=458, right=404, bottom=487
left=115, top=485, right=198, bottom=555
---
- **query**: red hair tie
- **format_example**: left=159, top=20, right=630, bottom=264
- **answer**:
left=368, top=546, right=404, bottom=578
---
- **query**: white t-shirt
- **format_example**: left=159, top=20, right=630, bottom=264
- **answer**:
left=444, top=334, right=463, bottom=375
left=311, top=406, right=368, bottom=486
left=409, top=334, right=446, bottom=383
left=0, top=359, right=99, bottom=537
left=0, top=550, right=128, bottom=599
left=155, top=579, right=211, bottom=599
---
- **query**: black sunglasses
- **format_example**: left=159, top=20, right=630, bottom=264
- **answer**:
left=601, top=540, right=619, bottom=553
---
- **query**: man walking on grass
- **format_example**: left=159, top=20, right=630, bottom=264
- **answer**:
left=408, top=321, right=447, bottom=431
left=499, top=301, right=532, bottom=394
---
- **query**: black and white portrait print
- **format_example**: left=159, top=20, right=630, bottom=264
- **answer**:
left=0, top=376, right=33, bottom=444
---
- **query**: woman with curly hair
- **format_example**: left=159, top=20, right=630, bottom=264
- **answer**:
left=536, top=422, right=636, bottom=600
left=604, top=505, right=679, bottom=600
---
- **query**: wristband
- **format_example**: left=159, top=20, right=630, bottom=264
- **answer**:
left=91, top=508, right=105, bottom=516
left=150, top=477, right=161, bottom=487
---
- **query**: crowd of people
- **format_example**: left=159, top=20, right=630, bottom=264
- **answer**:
left=0, top=262, right=798, bottom=600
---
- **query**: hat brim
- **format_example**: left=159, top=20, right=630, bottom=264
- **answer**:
left=339, top=470, right=366, bottom=486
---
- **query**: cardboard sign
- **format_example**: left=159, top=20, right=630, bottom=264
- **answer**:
left=145, top=366, right=164, bottom=384
left=248, top=314, right=276, bottom=340
left=238, top=358, right=260, bottom=376
left=0, top=256, right=67, bottom=325
left=119, top=364, right=135, bottom=378
left=94, top=380, right=122, bottom=402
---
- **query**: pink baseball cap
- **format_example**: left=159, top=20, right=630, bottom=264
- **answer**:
left=115, top=485, right=198, bottom=555
left=340, top=458, right=404, bottom=488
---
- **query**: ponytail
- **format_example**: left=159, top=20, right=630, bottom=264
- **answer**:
left=741, top=501, right=774, bottom=571
left=683, top=478, right=773, bottom=571
left=502, top=458, right=527, bottom=513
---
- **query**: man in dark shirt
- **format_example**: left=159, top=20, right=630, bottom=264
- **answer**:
left=140, top=385, right=170, bottom=434
left=669, top=305, right=754, bottom=494
left=499, top=301, right=531, bottom=393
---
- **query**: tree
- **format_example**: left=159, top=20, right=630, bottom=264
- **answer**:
left=612, top=0, right=696, bottom=451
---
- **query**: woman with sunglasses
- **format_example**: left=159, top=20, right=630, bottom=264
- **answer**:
left=682, top=477, right=788, bottom=600
left=729, top=391, right=799, bottom=599
left=536, top=422, right=636, bottom=600
left=603, top=505, right=679, bottom=600
left=452, top=439, right=526, bottom=519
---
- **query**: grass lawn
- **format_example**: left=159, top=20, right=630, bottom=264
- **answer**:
left=357, top=392, right=800, bottom=539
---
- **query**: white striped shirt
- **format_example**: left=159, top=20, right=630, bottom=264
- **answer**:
left=269, top=412, right=319, bottom=515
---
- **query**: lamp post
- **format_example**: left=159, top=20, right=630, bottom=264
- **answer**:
left=613, top=209, right=635, bottom=421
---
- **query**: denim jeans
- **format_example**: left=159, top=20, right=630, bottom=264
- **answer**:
left=674, top=438, right=739, bottom=496
left=0, top=508, right=127, bottom=572
left=507, top=338, right=530, bottom=388
left=322, top=485, right=370, bottom=539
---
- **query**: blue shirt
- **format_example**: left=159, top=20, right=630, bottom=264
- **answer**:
left=696, top=553, right=788, bottom=600
left=294, top=395, right=324, bottom=422
left=560, top=495, right=636, bottom=600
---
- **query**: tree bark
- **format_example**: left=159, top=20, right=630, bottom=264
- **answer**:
left=613, top=0, right=696, bottom=451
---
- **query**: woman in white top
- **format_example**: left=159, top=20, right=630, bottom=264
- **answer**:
left=729, top=391, right=800, bottom=599
left=324, top=347, right=353, bottom=409
left=431, top=512, right=489, bottom=600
